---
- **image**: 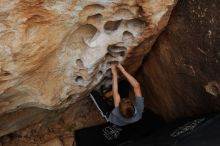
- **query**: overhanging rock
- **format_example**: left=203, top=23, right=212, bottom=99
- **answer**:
left=0, top=0, right=177, bottom=136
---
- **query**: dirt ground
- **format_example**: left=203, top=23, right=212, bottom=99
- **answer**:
left=0, top=98, right=105, bottom=146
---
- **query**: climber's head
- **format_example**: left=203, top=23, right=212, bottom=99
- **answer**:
left=119, top=98, right=135, bottom=119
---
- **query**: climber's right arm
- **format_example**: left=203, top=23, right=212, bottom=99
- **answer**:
left=111, top=64, right=120, bottom=107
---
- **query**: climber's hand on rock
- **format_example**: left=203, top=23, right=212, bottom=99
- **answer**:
left=117, top=63, right=124, bottom=71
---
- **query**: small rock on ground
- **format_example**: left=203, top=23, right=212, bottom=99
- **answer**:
left=62, top=136, right=74, bottom=146
left=40, top=138, right=63, bottom=146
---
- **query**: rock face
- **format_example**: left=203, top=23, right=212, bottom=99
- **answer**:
left=0, top=0, right=176, bottom=136
left=139, top=0, right=220, bottom=120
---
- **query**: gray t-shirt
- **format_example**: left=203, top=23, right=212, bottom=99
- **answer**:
left=107, top=96, right=144, bottom=126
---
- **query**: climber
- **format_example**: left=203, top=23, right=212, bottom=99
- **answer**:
left=90, top=63, right=144, bottom=126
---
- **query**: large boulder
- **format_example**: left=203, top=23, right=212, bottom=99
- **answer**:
left=0, top=0, right=176, bottom=136
left=139, top=0, right=220, bottom=120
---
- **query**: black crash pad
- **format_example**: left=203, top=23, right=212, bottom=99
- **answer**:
left=116, top=112, right=220, bottom=146
left=74, top=110, right=165, bottom=146
left=75, top=111, right=220, bottom=146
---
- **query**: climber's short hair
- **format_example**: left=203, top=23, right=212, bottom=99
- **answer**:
left=119, top=98, right=135, bottom=118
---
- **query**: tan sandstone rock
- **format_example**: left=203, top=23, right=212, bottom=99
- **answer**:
left=0, top=0, right=177, bottom=136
